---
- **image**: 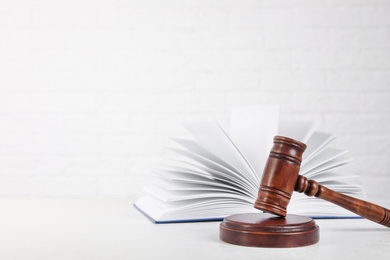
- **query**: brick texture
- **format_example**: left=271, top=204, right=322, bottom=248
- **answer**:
left=0, top=0, right=389, bottom=203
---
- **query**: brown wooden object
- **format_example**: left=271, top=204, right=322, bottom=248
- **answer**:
left=220, top=136, right=319, bottom=247
left=220, top=135, right=390, bottom=248
left=255, top=136, right=390, bottom=228
left=220, top=213, right=319, bottom=248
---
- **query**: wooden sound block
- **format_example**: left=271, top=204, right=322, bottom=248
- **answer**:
left=220, top=213, right=319, bottom=248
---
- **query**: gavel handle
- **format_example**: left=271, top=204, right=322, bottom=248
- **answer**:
left=295, top=175, right=390, bottom=228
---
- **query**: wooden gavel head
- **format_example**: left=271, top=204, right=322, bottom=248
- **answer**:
left=254, top=136, right=306, bottom=217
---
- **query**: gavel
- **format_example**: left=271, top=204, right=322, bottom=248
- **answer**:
left=254, top=136, right=390, bottom=228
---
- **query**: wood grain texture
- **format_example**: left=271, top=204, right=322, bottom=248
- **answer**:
left=256, top=136, right=390, bottom=228
left=295, top=175, right=390, bottom=227
left=220, top=213, right=319, bottom=248
left=254, top=136, right=306, bottom=217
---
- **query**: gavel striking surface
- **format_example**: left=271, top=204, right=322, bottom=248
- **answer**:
left=220, top=213, right=319, bottom=248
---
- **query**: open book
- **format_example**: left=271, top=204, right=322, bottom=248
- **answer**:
left=135, top=105, right=365, bottom=223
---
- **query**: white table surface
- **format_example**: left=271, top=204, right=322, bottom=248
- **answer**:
left=0, top=198, right=389, bottom=260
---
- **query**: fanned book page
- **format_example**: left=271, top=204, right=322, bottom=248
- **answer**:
left=134, top=105, right=366, bottom=223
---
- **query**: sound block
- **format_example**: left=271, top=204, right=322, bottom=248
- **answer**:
left=220, top=213, right=319, bottom=248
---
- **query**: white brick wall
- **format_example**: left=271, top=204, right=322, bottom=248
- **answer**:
left=0, top=0, right=389, bottom=204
